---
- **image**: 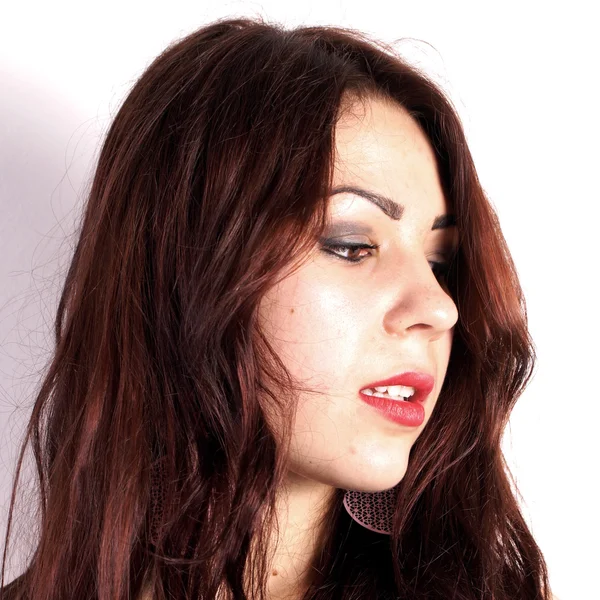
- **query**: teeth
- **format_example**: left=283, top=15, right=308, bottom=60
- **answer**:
left=363, top=385, right=416, bottom=400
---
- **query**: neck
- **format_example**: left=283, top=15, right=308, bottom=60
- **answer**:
left=250, top=475, right=337, bottom=599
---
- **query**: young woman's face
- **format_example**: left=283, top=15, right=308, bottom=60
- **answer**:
left=258, top=95, right=459, bottom=494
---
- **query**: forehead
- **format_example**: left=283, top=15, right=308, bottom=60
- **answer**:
left=332, top=95, right=448, bottom=218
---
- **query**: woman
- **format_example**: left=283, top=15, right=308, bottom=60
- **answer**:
left=0, top=16, right=559, bottom=600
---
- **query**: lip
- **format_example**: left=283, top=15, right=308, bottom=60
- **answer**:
left=358, top=371, right=435, bottom=428
left=359, top=371, right=435, bottom=405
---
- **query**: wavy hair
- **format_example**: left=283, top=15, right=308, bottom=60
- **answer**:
left=0, top=16, right=552, bottom=600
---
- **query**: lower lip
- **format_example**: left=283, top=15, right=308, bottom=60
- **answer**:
left=358, top=391, right=425, bottom=427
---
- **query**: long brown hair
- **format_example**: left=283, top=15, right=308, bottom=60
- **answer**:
left=0, top=16, right=551, bottom=600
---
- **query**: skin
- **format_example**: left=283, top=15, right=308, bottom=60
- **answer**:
left=255, top=94, right=459, bottom=599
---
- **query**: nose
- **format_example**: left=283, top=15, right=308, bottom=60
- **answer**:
left=381, top=254, right=459, bottom=341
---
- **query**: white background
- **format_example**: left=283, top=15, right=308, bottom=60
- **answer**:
left=1, top=1, right=598, bottom=598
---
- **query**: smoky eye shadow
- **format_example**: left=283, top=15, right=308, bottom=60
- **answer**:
left=322, top=221, right=375, bottom=238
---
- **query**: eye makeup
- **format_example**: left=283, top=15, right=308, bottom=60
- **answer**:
left=319, top=238, right=455, bottom=287
left=318, top=224, right=459, bottom=261
left=320, top=221, right=376, bottom=238
left=318, top=219, right=459, bottom=289
left=320, top=241, right=379, bottom=263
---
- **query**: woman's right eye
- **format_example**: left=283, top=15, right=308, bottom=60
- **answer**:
left=320, top=242, right=379, bottom=263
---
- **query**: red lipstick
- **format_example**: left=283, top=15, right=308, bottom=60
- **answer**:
left=358, top=371, right=435, bottom=427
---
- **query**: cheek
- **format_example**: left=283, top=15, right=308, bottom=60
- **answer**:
left=440, top=328, right=454, bottom=374
left=429, top=329, right=454, bottom=411
left=259, top=274, right=365, bottom=392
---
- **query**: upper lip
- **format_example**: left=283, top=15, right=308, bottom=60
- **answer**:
left=359, top=371, right=435, bottom=404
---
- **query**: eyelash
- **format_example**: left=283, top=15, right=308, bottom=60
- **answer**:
left=320, top=242, right=453, bottom=285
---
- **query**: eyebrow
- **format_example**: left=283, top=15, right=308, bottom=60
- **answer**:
left=329, top=185, right=456, bottom=230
